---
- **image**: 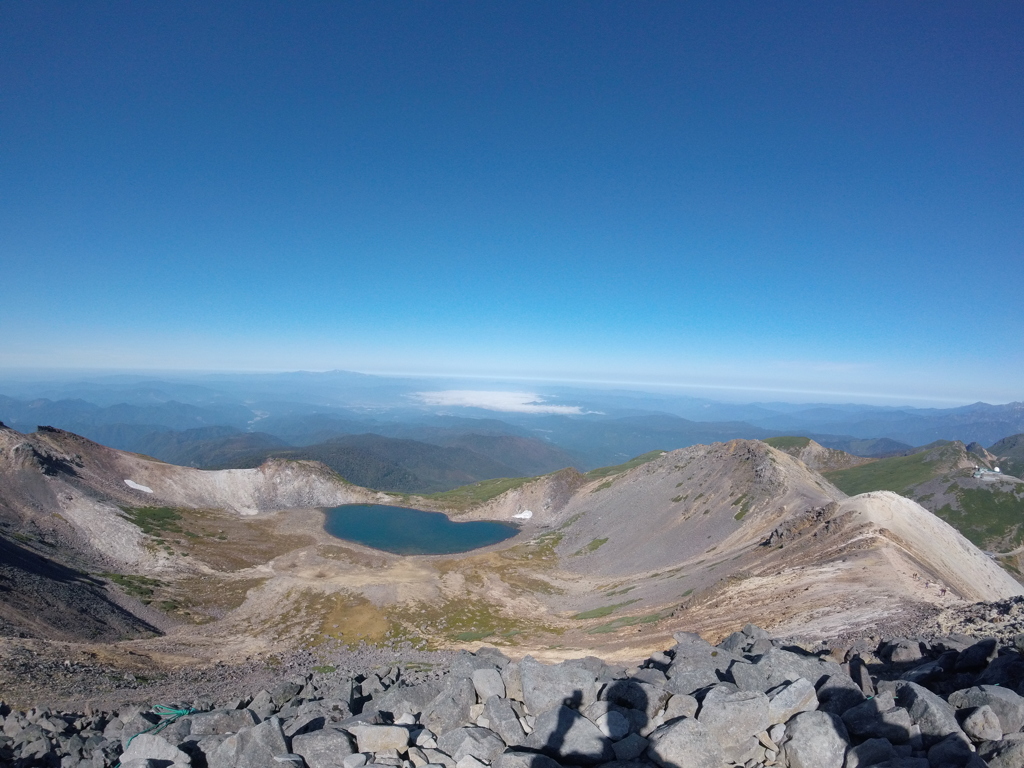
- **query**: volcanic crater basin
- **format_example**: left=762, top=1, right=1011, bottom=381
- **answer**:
left=4, top=425, right=1024, bottom=684
left=322, top=504, right=519, bottom=555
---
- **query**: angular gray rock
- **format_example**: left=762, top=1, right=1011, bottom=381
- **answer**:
left=501, top=662, right=524, bottom=703
left=348, top=724, right=410, bottom=753
left=520, top=657, right=598, bottom=715
left=817, top=672, right=867, bottom=715
left=471, top=669, right=505, bottom=702
left=483, top=695, right=526, bottom=747
left=292, top=728, right=356, bottom=768
left=523, top=704, right=614, bottom=765
left=755, top=648, right=842, bottom=689
left=611, top=732, right=648, bottom=761
left=119, top=733, right=192, bottom=766
left=844, top=736, right=896, bottom=768
left=602, top=679, right=670, bottom=719
left=962, top=705, right=1002, bottom=743
left=374, top=681, right=446, bottom=720
left=696, top=686, right=770, bottom=752
left=186, top=709, right=260, bottom=737
left=491, top=751, right=562, bottom=768
left=842, top=692, right=914, bottom=743
left=980, top=732, right=1024, bottom=768
left=893, top=681, right=967, bottom=748
left=208, top=716, right=290, bottom=768
left=927, top=732, right=975, bottom=767
left=767, top=677, right=817, bottom=724
left=779, top=710, right=849, bottom=768
left=645, top=717, right=724, bottom=768
left=436, top=726, right=505, bottom=764
left=423, top=678, right=476, bottom=736
left=949, top=685, right=1024, bottom=734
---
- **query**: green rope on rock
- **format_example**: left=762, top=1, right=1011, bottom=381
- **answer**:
left=114, top=705, right=197, bottom=767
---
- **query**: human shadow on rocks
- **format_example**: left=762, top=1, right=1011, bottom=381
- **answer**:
left=521, top=683, right=649, bottom=767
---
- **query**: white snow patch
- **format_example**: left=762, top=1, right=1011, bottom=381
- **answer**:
left=124, top=479, right=153, bottom=494
left=513, top=510, right=533, bottom=519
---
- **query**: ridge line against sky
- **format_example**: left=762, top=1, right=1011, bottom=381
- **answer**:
left=1, top=1, right=1021, bottom=404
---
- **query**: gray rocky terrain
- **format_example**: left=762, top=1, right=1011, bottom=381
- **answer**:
left=8, top=619, right=1024, bottom=767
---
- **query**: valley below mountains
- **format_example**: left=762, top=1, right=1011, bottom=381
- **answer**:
left=3, top=421, right=1023, bottom=710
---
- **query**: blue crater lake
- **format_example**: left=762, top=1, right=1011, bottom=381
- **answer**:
left=323, top=504, right=519, bottom=555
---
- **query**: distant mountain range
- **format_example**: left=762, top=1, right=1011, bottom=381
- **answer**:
left=1, top=371, right=1022, bottom=487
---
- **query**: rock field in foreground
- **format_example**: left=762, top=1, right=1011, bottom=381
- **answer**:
left=11, top=616, right=1024, bottom=768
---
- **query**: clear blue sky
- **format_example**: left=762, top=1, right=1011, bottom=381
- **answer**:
left=2, top=1, right=1022, bottom=404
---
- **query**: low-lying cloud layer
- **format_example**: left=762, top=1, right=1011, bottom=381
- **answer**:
left=411, top=390, right=587, bottom=415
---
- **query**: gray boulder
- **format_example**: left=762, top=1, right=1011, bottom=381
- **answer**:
left=208, top=717, right=290, bottom=768
left=501, top=662, right=524, bottom=703
left=645, top=717, right=724, bottom=768
left=611, top=732, right=648, bottom=762
left=248, top=691, right=276, bottom=720
left=523, top=705, right=614, bottom=764
left=755, top=648, right=842, bottom=689
left=119, top=734, right=191, bottom=767
left=980, top=732, right=1024, bottom=768
left=844, top=737, right=896, bottom=768
left=817, top=673, right=867, bottom=715
left=347, top=724, right=410, bottom=753
left=662, top=694, right=698, bottom=721
left=292, top=729, right=356, bottom=768
left=767, top=678, right=817, bottom=724
left=955, top=640, right=998, bottom=672
left=601, top=679, right=670, bottom=719
left=436, top=726, right=505, bottom=764
left=729, top=660, right=769, bottom=692
left=779, top=710, right=849, bottom=768
left=520, top=658, right=598, bottom=714
left=949, top=685, right=1024, bottom=734
left=491, top=751, right=561, bottom=768
left=696, top=686, right=769, bottom=754
left=423, top=678, right=477, bottom=736
left=471, top=669, right=505, bottom=702
left=186, top=709, right=260, bottom=737
left=927, top=733, right=975, bottom=767
left=483, top=696, right=526, bottom=747
left=374, top=681, right=446, bottom=720
left=842, top=692, right=914, bottom=743
left=894, top=681, right=967, bottom=748
left=961, top=705, right=1002, bottom=743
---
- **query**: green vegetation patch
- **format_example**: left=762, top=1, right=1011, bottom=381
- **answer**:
left=120, top=506, right=186, bottom=536
left=765, top=436, right=811, bottom=449
left=732, top=493, right=752, bottom=520
left=100, top=572, right=165, bottom=602
left=585, top=451, right=665, bottom=480
left=604, top=586, right=635, bottom=596
left=571, top=599, right=639, bottom=620
left=573, top=537, right=608, bottom=556
left=587, top=611, right=665, bottom=634
left=426, top=476, right=535, bottom=510
left=934, top=487, right=1024, bottom=549
left=825, top=451, right=941, bottom=496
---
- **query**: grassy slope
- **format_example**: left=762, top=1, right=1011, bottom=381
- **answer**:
left=825, top=449, right=947, bottom=496
left=764, top=436, right=811, bottom=450
left=933, top=487, right=1024, bottom=550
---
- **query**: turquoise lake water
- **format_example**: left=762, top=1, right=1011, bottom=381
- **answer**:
left=322, top=504, right=519, bottom=555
